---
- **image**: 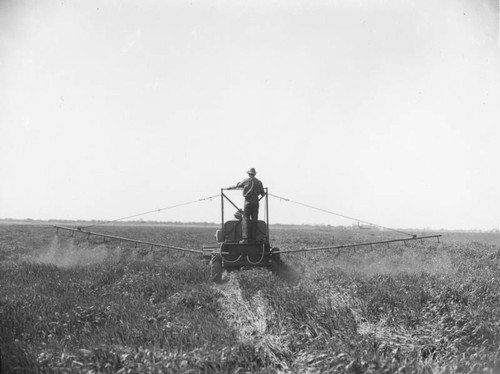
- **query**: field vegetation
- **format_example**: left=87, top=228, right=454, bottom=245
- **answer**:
left=1, top=223, right=500, bottom=373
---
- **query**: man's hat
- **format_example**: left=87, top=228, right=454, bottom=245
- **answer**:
left=247, top=168, right=256, bottom=175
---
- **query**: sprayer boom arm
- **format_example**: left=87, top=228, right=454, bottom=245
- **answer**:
left=275, top=234, right=441, bottom=254
left=53, top=225, right=204, bottom=254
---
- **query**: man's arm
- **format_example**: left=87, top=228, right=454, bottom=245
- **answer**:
left=228, top=180, right=245, bottom=190
left=236, top=178, right=250, bottom=188
left=258, top=180, right=265, bottom=196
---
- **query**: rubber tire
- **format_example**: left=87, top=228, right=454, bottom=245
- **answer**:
left=271, top=247, right=281, bottom=263
left=210, top=255, right=223, bottom=283
left=270, top=259, right=284, bottom=275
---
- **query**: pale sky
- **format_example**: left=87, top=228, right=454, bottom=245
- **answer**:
left=1, top=0, right=499, bottom=230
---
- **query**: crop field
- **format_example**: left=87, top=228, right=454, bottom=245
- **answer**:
left=1, top=222, right=500, bottom=373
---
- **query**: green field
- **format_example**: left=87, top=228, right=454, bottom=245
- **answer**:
left=1, top=223, right=500, bottom=373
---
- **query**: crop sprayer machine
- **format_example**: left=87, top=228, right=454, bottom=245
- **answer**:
left=54, top=188, right=441, bottom=283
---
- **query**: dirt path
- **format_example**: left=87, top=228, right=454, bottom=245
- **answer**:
left=212, top=272, right=290, bottom=370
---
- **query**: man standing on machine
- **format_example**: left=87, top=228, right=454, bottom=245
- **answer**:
left=231, top=168, right=265, bottom=244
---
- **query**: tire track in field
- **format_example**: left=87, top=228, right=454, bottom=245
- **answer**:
left=212, top=272, right=290, bottom=370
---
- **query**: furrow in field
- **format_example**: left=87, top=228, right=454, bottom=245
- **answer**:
left=212, top=272, right=290, bottom=370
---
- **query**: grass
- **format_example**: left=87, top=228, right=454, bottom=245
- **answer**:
left=1, top=223, right=500, bottom=373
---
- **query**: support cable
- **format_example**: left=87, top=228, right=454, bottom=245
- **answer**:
left=268, top=193, right=416, bottom=238
left=80, top=194, right=220, bottom=230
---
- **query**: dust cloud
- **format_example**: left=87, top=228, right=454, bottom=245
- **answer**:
left=35, top=235, right=123, bottom=267
left=336, top=249, right=454, bottom=276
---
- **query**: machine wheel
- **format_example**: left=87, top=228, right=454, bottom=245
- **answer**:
left=270, top=259, right=284, bottom=275
left=271, top=247, right=281, bottom=263
left=270, top=247, right=283, bottom=274
left=209, top=255, right=223, bottom=283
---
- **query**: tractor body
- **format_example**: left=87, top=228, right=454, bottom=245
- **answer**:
left=203, top=188, right=280, bottom=282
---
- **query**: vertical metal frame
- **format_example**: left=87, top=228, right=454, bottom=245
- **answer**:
left=265, top=188, right=269, bottom=240
left=220, top=188, right=225, bottom=232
